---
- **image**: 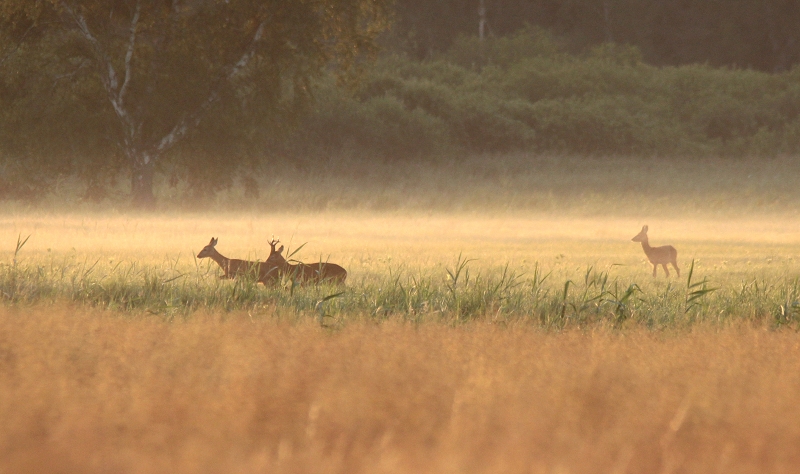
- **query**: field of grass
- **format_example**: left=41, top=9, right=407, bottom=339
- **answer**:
left=2, top=209, right=800, bottom=327
left=3, top=308, right=800, bottom=473
left=2, top=155, right=800, bottom=472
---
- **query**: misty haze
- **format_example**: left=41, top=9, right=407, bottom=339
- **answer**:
left=2, top=1, right=800, bottom=473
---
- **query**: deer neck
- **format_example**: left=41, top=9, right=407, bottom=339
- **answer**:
left=639, top=238, right=654, bottom=254
left=208, top=249, right=230, bottom=270
left=266, top=253, right=288, bottom=270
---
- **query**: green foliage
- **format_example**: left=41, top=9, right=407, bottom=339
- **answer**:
left=391, top=0, right=800, bottom=73
left=301, top=86, right=452, bottom=158
left=445, top=27, right=564, bottom=70
left=0, top=0, right=392, bottom=205
left=4, top=18, right=800, bottom=201
left=290, top=29, right=800, bottom=160
left=3, top=241, right=799, bottom=330
left=684, top=260, right=717, bottom=314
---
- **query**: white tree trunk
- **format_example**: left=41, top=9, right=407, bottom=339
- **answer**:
left=479, top=0, right=487, bottom=41
left=60, top=0, right=268, bottom=208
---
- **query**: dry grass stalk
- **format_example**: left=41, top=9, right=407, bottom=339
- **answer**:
left=2, top=305, right=800, bottom=473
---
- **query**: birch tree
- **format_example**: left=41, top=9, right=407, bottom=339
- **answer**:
left=0, top=0, right=390, bottom=207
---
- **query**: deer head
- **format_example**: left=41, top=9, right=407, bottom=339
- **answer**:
left=267, top=238, right=287, bottom=265
left=631, top=225, right=649, bottom=242
left=267, top=238, right=284, bottom=255
left=197, top=237, right=218, bottom=258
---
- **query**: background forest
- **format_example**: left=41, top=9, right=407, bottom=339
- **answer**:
left=1, top=0, right=799, bottom=207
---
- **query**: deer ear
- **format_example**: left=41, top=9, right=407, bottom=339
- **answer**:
left=210, top=237, right=218, bottom=246
left=642, top=225, right=648, bottom=232
left=278, top=245, right=284, bottom=254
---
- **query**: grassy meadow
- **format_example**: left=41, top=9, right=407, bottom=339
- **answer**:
left=4, top=308, right=800, bottom=473
left=2, top=155, right=800, bottom=472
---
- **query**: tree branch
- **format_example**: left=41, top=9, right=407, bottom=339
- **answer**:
left=154, top=18, right=268, bottom=155
left=52, top=60, right=90, bottom=86
left=0, top=24, right=37, bottom=68
left=61, top=3, right=118, bottom=93
left=60, top=1, right=137, bottom=148
left=119, top=0, right=141, bottom=105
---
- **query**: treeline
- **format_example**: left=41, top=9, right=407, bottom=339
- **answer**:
left=391, top=0, right=800, bottom=73
left=2, top=2, right=800, bottom=205
left=0, top=0, right=392, bottom=205
left=288, top=30, right=800, bottom=161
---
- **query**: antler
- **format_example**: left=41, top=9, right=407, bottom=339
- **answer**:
left=268, top=237, right=281, bottom=253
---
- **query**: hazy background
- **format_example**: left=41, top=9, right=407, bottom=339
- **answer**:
left=0, top=0, right=799, bottom=211
left=4, top=5, right=800, bottom=471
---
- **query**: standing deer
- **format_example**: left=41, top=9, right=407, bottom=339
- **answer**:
left=631, top=225, right=680, bottom=277
left=196, top=237, right=272, bottom=284
left=265, top=238, right=347, bottom=286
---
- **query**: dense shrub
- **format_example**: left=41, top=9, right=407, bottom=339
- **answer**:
left=288, top=29, right=800, bottom=159
left=445, top=27, right=565, bottom=70
left=525, top=95, right=679, bottom=154
left=299, top=81, right=452, bottom=158
left=5, top=28, right=800, bottom=200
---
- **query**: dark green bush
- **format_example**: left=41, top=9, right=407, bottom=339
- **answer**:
left=526, top=95, right=684, bottom=154
left=298, top=80, right=452, bottom=158
left=290, top=29, right=800, bottom=159
left=445, top=27, right=564, bottom=70
left=8, top=27, right=800, bottom=201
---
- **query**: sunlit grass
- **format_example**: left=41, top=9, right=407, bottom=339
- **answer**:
left=2, top=306, right=800, bottom=473
left=3, top=153, right=800, bottom=473
left=1, top=212, right=800, bottom=328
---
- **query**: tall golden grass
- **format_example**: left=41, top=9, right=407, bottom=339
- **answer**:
left=2, top=155, right=800, bottom=472
left=2, top=305, right=799, bottom=474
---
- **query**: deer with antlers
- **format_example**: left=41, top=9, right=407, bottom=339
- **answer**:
left=631, top=225, right=680, bottom=277
left=265, top=238, right=347, bottom=286
left=196, top=237, right=273, bottom=284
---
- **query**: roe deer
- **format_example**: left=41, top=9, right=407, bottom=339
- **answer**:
left=196, top=237, right=272, bottom=284
left=631, top=225, right=680, bottom=277
left=265, top=238, right=347, bottom=286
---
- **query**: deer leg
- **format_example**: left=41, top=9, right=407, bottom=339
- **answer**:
left=672, top=262, right=681, bottom=277
left=662, top=264, right=670, bottom=277
left=652, top=264, right=657, bottom=277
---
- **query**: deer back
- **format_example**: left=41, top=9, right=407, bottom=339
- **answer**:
left=198, top=237, right=271, bottom=284
left=266, top=239, right=347, bottom=286
left=300, top=261, right=348, bottom=284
